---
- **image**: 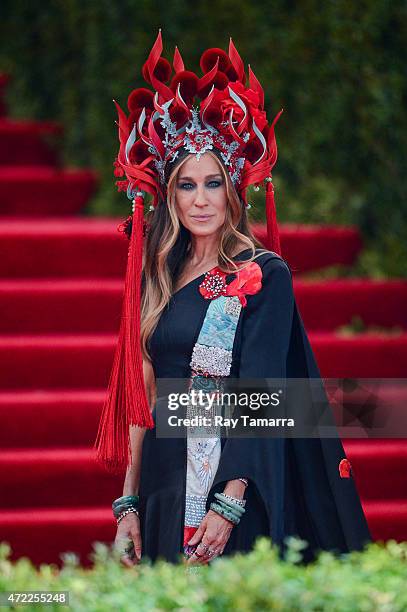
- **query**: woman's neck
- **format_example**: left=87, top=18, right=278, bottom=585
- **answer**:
left=188, top=235, right=220, bottom=267
left=188, top=237, right=249, bottom=267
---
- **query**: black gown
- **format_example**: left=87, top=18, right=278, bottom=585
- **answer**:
left=138, top=248, right=372, bottom=564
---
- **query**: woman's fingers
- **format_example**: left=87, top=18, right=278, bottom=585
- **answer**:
left=197, top=542, right=222, bottom=564
left=186, top=511, right=235, bottom=564
left=114, top=536, right=138, bottom=566
left=187, top=543, right=221, bottom=564
left=187, top=522, right=206, bottom=546
left=130, top=527, right=142, bottom=561
left=187, top=538, right=226, bottom=565
left=114, top=514, right=142, bottom=566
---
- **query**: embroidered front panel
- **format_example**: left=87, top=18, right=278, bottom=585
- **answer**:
left=185, top=295, right=241, bottom=527
left=184, top=262, right=263, bottom=529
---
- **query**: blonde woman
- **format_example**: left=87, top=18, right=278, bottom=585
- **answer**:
left=95, top=32, right=371, bottom=567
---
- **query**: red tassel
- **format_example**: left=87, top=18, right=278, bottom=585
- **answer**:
left=265, top=179, right=281, bottom=256
left=94, top=194, right=154, bottom=474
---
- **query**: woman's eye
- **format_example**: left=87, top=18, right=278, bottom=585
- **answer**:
left=208, top=180, right=222, bottom=188
left=178, top=180, right=222, bottom=190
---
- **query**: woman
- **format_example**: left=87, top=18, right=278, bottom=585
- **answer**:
left=94, top=31, right=371, bottom=567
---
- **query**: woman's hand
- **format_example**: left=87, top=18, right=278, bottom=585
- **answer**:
left=114, top=512, right=142, bottom=567
left=186, top=509, right=234, bottom=565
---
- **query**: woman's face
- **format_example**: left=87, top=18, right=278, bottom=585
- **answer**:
left=174, top=153, right=228, bottom=237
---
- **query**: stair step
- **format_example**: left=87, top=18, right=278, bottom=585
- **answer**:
left=0, top=333, right=405, bottom=389
left=0, top=390, right=104, bottom=448
left=0, top=119, right=62, bottom=165
left=1, top=278, right=406, bottom=334
left=0, top=218, right=127, bottom=278
left=252, top=222, right=363, bottom=272
left=310, top=333, right=407, bottom=377
left=343, top=440, right=407, bottom=500
left=0, top=448, right=120, bottom=509
left=0, top=167, right=98, bottom=216
left=0, top=279, right=123, bottom=333
left=0, top=334, right=115, bottom=388
left=294, top=279, right=407, bottom=331
left=362, top=500, right=407, bottom=542
left=0, top=506, right=115, bottom=567
left=0, top=501, right=406, bottom=567
left=0, top=219, right=361, bottom=278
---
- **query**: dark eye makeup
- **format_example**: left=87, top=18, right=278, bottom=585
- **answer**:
left=177, top=180, right=223, bottom=190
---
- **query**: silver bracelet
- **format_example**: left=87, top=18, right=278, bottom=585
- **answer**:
left=116, top=507, right=139, bottom=525
left=222, top=493, right=246, bottom=507
left=238, top=478, right=248, bottom=487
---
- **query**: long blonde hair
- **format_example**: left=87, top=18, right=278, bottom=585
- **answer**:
left=140, top=149, right=267, bottom=362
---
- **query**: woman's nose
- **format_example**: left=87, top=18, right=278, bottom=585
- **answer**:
left=193, top=185, right=209, bottom=206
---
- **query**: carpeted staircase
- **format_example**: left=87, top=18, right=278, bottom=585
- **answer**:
left=0, top=75, right=406, bottom=567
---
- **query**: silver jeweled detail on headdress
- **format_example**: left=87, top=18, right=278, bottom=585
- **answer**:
left=183, top=109, right=215, bottom=161
left=146, top=100, right=247, bottom=187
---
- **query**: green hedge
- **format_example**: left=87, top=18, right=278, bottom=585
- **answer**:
left=0, top=537, right=406, bottom=611
left=1, top=1, right=406, bottom=276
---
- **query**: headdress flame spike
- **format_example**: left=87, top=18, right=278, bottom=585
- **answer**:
left=228, top=37, right=246, bottom=84
left=173, top=46, right=184, bottom=73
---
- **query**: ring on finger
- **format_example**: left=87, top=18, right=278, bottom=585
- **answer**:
left=194, top=551, right=204, bottom=558
left=198, top=542, right=209, bottom=552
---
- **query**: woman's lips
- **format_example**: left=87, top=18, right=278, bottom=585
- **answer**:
left=191, top=215, right=214, bottom=222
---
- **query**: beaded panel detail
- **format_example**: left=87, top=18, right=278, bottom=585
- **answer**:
left=190, top=344, right=232, bottom=377
left=185, top=493, right=211, bottom=527
left=224, top=295, right=242, bottom=318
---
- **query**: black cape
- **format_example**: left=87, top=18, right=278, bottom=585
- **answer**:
left=138, top=249, right=372, bottom=564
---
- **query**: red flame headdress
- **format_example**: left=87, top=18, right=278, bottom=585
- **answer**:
left=94, top=30, right=284, bottom=473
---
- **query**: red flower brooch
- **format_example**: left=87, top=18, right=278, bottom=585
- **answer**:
left=199, top=261, right=263, bottom=306
left=199, top=267, right=229, bottom=300
left=339, top=458, right=352, bottom=478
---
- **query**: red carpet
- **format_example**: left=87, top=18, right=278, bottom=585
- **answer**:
left=0, top=167, right=98, bottom=216
left=0, top=73, right=406, bottom=567
left=0, top=119, right=62, bottom=166
left=252, top=222, right=363, bottom=273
